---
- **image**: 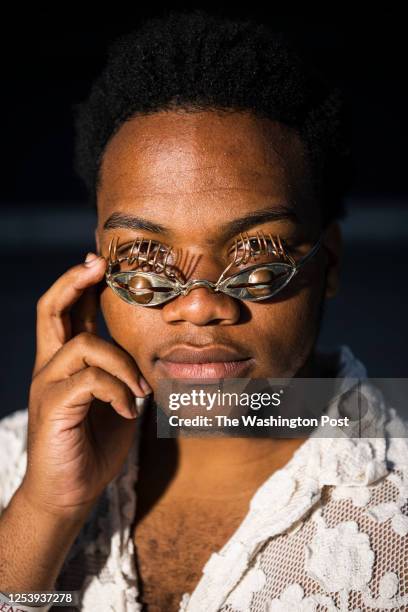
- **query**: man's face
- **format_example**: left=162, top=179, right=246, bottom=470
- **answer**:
left=96, top=110, right=334, bottom=391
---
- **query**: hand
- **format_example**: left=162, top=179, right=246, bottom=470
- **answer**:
left=19, top=252, right=152, bottom=521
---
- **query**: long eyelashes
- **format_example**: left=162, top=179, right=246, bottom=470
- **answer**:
left=229, top=231, right=293, bottom=266
left=107, top=230, right=293, bottom=280
left=107, top=236, right=200, bottom=281
left=108, top=236, right=177, bottom=277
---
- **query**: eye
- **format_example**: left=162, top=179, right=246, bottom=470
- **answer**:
left=226, top=231, right=291, bottom=267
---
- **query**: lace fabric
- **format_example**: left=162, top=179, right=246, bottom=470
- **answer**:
left=218, top=468, right=408, bottom=612
left=0, top=345, right=408, bottom=612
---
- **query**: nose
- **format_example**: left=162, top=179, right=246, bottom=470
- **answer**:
left=162, top=251, right=242, bottom=325
left=162, top=284, right=241, bottom=326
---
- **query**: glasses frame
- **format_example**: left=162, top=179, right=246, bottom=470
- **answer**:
left=105, top=233, right=323, bottom=307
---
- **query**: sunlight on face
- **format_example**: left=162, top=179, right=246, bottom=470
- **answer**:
left=96, top=110, right=331, bottom=391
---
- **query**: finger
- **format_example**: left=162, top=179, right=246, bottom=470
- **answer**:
left=37, top=331, right=151, bottom=398
left=34, top=254, right=106, bottom=375
left=43, top=366, right=138, bottom=424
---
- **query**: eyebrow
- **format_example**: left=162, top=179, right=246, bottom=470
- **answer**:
left=219, top=205, right=299, bottom=238
left=102, top=205, right=298, bottom=238
left=103, top=212, right=167, bottom=233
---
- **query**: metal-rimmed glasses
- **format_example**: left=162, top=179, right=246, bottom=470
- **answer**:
left=105, top=231, right=323, bottom=307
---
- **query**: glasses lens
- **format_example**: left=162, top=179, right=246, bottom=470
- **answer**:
left=107, top=272, right=179, bottom=307
left=219, top=263, right=294, bottom=301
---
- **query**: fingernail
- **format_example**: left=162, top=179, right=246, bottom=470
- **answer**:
left=140, top=377, right=153, bottom=395
left=84, top=252, right=101, bottom=267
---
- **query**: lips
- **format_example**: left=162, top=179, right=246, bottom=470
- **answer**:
left=156, top=345, right=255, bottom=379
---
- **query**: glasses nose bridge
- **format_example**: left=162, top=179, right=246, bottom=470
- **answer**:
left=180, top=278, right=219, bottom=296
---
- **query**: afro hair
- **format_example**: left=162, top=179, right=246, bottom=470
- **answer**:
left=73, top=10, right=353, bottom=226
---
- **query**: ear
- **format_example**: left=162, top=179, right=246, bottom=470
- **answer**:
left=94, top=228, right=101, bottom=255
left=322, top=221, right=342, bottom=298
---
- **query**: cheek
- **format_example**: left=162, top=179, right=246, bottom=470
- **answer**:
left=100, top=288, right=154, bottom=369
left=249, top=281, right=324, bottom=376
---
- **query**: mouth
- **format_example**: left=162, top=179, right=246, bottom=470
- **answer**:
left=155, top=345, right=255, bottom=379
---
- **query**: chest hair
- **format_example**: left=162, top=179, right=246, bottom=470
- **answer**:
left=131, top=497, right=249, bottom=611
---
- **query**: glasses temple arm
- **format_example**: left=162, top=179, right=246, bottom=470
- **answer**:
left=294, top=235, right=324, bottom=270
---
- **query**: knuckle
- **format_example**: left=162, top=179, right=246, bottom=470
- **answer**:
left=74, top=331, right=96, bottom=349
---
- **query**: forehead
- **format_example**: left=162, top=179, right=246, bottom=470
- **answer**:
left=97, top=110, right=318, bottom=231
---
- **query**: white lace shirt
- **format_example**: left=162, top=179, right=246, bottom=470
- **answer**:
left=1, top=345, right=408, bottom=611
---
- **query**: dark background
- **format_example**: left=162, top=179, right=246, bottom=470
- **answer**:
left=0, top=9, right=407, bottom=417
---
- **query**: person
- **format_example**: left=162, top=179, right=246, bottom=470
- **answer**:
left=1, top=10, right=407, bottom=612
